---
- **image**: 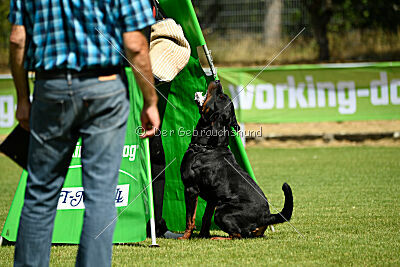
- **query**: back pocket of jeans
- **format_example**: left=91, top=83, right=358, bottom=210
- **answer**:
left=82, top=88, right=128, bottom=130
left=30, top=97, right=65, bottom=142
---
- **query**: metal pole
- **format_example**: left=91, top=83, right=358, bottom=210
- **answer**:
left=144, top=138, right=159, bottom=247
left=202, top=44, right=218, bottom=81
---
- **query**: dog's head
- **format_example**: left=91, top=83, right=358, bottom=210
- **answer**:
left=195, top=81, right=240, bottom=132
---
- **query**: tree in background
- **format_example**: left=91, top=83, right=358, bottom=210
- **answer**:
left=264, top=0, right=283, bottom=45
left=303, top=0, right=400, bottom=61
left=339, top=0, right=400, bottom=32
left=302, top=0, right=333, bottom=61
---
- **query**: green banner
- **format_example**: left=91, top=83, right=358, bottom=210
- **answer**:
left=218, top=62, right=400, bottom=123
left=1, top=70, right=151, bottom=243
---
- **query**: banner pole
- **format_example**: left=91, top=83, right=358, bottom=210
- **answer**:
left=144, top=138, right=159, bottom=247
left=231, top=127, right=256, bottom=181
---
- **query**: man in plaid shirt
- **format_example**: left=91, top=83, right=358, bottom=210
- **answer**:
left=9, top=1, right=159, bottom=266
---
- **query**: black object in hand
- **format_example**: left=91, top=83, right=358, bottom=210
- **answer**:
left=0, top=124, right=30, bottom=169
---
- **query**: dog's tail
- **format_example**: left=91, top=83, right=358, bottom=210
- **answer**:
left=265, top=183, right=293, bottom=225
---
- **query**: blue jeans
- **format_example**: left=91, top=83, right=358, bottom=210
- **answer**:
left=14, top=73, right=129, bottom=267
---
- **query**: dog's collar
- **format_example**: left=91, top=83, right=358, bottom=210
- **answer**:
left=189, top=143, right=219, bottom=150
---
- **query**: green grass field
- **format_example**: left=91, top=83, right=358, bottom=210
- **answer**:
left=1, top=146, right=399, bottom=266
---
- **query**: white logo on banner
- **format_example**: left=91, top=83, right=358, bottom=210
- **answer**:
left=0, top=95, right=15, bottom=127
left=57, top=184, right=130, bottom=210
left=228, top=71, right=400, bottom=115
left=71, top=143, right=137, bottom=162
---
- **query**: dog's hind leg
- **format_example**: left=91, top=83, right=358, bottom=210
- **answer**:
left=214, top=207, right=247, bottom=238
left=199, top=202, right=216, bottom=238
left=179, top=189, right=198, bottom=240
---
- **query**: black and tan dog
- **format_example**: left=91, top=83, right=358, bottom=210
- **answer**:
left=179, top=81, right=293, bottom=240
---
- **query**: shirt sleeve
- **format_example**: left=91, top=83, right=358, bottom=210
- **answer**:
left=8, top=0, right=24, bottom=25
left=120, top=0, right=155, bottom=32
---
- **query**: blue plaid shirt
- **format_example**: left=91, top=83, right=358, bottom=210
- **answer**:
left=9, top=0, right=155, bottom=71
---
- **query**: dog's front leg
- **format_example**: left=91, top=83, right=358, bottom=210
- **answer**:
left=179, top=189, right=198, bottom=240
left=199, top=202, right=216, bottom=238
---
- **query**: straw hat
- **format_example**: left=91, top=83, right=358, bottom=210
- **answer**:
left=150, top=19, right=191, bottom=82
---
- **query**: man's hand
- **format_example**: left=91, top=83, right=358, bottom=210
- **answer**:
left=10, top=24, right=30, bottom=131
left=16, top=99, right=31, bottom=131
left=123, top=30, right=159, bottom=138
left=140, top=103, right=160, bottom=138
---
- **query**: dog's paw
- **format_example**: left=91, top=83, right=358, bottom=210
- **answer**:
left=178, top=231, right=192, bottom=240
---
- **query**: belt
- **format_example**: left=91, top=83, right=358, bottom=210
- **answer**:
left=35, top=67, right=123, bottom=80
